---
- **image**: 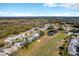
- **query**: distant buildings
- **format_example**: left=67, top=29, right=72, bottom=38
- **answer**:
left=67, top=28, right=79, bottom=36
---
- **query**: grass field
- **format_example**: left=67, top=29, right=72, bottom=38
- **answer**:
left=15, top=32, right=66, bottom=56
left=0, top=39, right=4, bottom=47
left=34, top=32, right=66, bottom=56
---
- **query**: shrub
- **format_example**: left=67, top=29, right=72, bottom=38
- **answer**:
left=0, top=39, right=4, bottom=47
left=39, top=30, right=45, bottom=36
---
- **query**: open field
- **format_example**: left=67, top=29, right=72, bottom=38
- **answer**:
left=15, top=32, right=66, bottom=56
left=0, top=19, right=48, bottom=39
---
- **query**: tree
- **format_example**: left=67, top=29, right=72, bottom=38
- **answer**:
left=39, top=30, right=45, bottom=36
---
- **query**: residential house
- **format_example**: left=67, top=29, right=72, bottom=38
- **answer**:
left=3, top=24, right=47, bottom=55
left=5, top=33, right=26, bottom=45
left=14, top=42, right=24, bottom=48
left=68, top=37, right=79, bottom=56
left=0, top=52, right=8, bottom=56
left=31, top=32, right=40, bottom=40
left=68, top=29, right=79, bottom=36
left=2, top=46, right=18, bottom=55
left=26, top=27, right=36, bottom=36
left=68, top=32, right=73, bottom=35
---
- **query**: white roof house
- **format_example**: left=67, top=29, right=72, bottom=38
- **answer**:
left=5, top=33, right=26, bottom=44
left=27, top=32, right=40, bottom=43
left=39, top=27, right=46, bottom=31
left=27, top=37, right=34, bottom=43
left=68, top=32, right=73, bottom=35
left=44, top=23, right=50, bottom=27
left=39, top=24, right=50, bottom=31
left=0, top=52, right=8, bottom=56
left=2, top=46, right=18, bottom=55
left=74, top=32, right=79, bottom=36
left=68, top=38, right=79, bottom=56
left=3, top=25, right=48, bottom=55
left=32, top=33, right=40, bottom=39
left=14, top=42, right=24, bottom=48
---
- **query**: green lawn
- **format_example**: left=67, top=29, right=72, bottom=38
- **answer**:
left=34, top=32, right=66, bottom=56
left=15, top=32, right=66, bottom=56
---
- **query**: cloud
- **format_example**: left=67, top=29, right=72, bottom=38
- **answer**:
left=43, top=3, right=79, bottom=11
left=0, top=10, right=79, bottom=17
left=0, top=0, right=79, bottom=3
left=44, top=3, right=57, bottom=7
left=13, top=13, right=34, bottom=16
left=48, top=12, right=79, bottom=16
left=0, top=12, right=36, bottom=17
left=0, top=12, right=79, bottom=17
left=0, top=11, right=3, bottom=14
left=11, top=12, right=77, bottom=16
left=0, top=11, right=8, bottom=15
left=43, top=3, right=79, bottom=16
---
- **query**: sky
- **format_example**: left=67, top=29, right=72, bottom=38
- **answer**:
left=0, top=3, right=79, bottom=17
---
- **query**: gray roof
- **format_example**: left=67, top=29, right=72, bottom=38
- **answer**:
left=0, top=52, right=8, bottom=56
